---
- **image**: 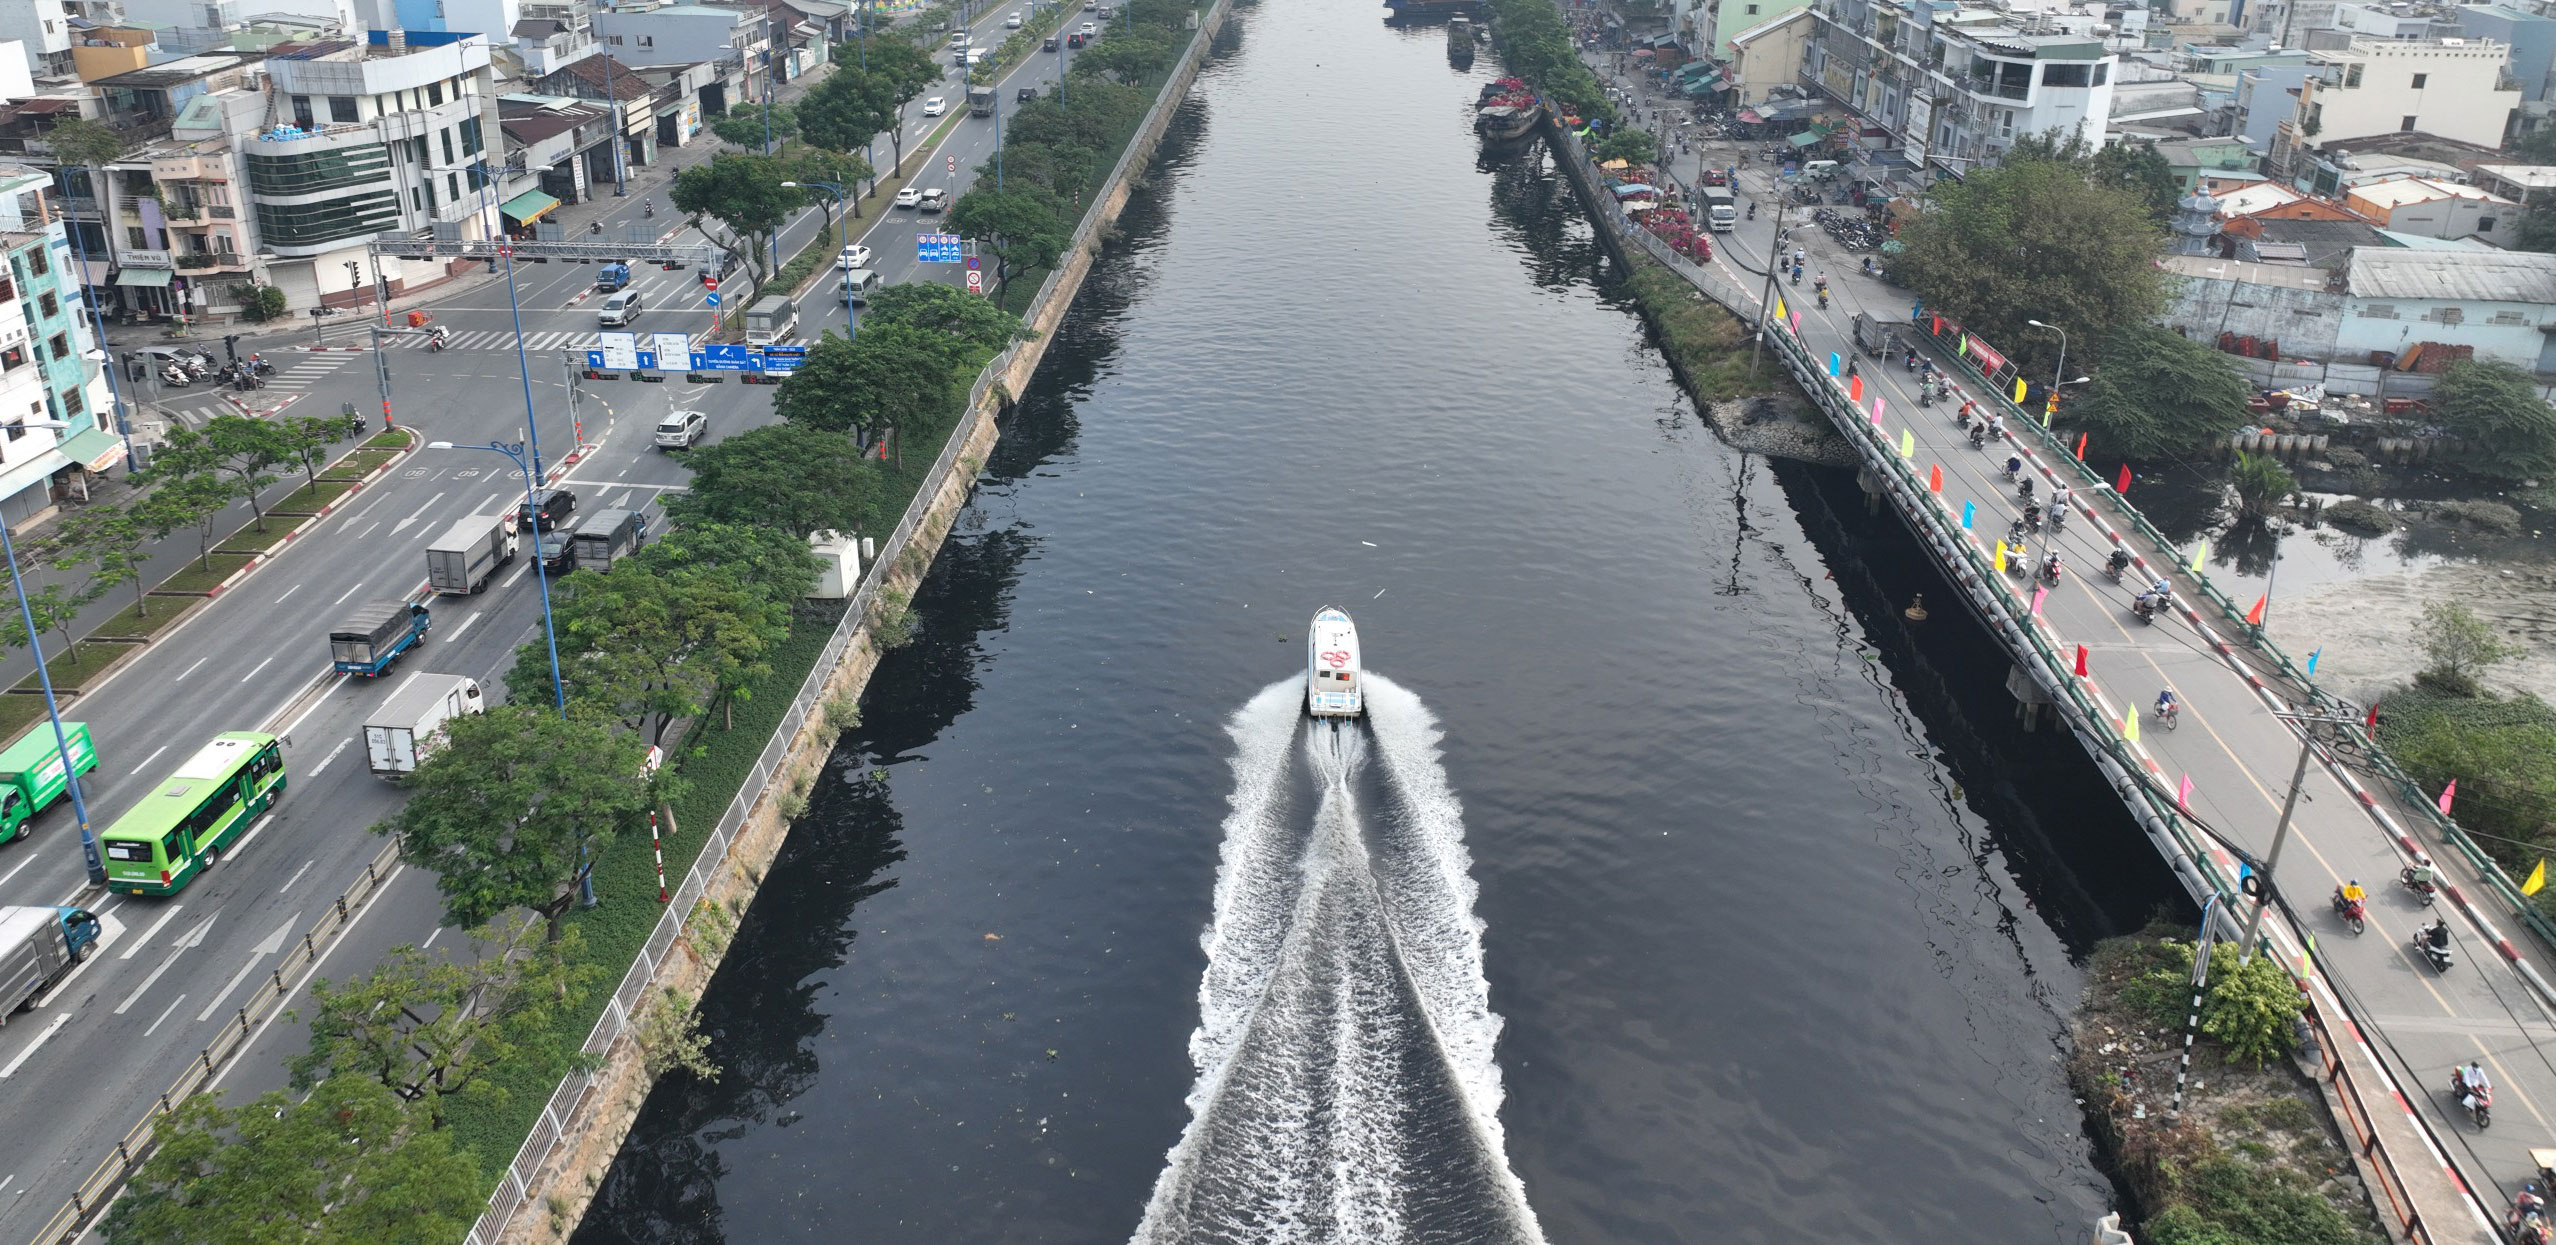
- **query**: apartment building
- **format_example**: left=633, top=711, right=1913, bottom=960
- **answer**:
left=0, top=0, right=79, bottom=78
left=1804, top=0, right=2117, bottom=173
left=0, top=166, right=121, bottom=527
left=2269, top=36, right=2521, bottom=178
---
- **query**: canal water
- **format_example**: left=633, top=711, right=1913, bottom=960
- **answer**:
left=572, top=0, right=2184, bottom=1239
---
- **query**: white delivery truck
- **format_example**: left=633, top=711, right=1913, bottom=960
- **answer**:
left=363, top=674, right=486, bottom=777
left=744, top=294, right=800, bottom=346
left=424, top=513, right=521, bottom=595
left=1703, top=187, right=1738, bottom=231
left=0, top=905, right=98, bottom=1020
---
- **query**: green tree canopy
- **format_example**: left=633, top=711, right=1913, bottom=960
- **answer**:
left=2008, top=129, right=2184, bottom=221
left=863, top=280, right=1026, bottom=354
left=774, top=321, right=962, bottom=445
left=1592, top=128, right=1660, bottom=166
left=101, top=1075, right=481, bottom=1245
left=2056, top=324, right=2251, bottom=459
left=376, top=705, right=652, bottom=939
left=668, top=422, right=891, bottom=538
left=1890, top=155, right=2168, bottom=380
left=947, top=184, right=1070, bottom=295
left=712, top=100, right=796, bottom=150
left=292, top=922, right=598, bottom=1127
left=2434, top=357, right=2556, bottom=481
left=1070, top=25, right=1180, bottom=82
left=671, top=153, right=807, bottom=286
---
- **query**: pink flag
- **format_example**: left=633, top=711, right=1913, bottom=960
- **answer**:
left=2031, top=584, right=2047, bottom=617
left=2439, top=780, right=2458, bottom=815
left=2178, top=775, right=2193, bottom=812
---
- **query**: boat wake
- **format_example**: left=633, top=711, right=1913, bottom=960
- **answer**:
left=1131, top=675, right=1545, bottom=1244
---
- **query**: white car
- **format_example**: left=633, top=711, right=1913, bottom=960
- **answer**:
left=839, top=244, right=873, bottom=269
left=1080, top=21, right=1096, bottom=35
left=894, top=186, right=922, bottom=209
left=918, top=187, right=948, bottom=212
left=922, top=95, right=947, bottom=116
left=1005, top=10, right=1023, bottom=26
left=653, top=410, right=709, bottom=450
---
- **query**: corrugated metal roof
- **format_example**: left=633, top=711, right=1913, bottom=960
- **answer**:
left=2345, top=247, right=2556, bottom=303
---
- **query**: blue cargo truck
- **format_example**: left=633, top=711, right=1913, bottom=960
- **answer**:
left=330, top=600, right=430, bottom=676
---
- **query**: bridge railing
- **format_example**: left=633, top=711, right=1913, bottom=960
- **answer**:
left=1907, top=317, right=2556, bottom=958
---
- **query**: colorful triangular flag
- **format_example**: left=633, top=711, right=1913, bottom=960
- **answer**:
left=2527, top=860, right=2547, bottom=896
left=2188, top=541, right=2208, bottom=574
left=2246, top=595, right=2266, bottom=626
left=2438, top=780, right=2457, bottom=816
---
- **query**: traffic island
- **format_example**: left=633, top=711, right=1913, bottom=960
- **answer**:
left=2070, top=926, right=2387, bottom=1245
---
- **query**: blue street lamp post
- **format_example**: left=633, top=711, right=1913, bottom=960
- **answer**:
left=3, top=421, right=104, bottom=886
left=436, top=159, right=549, bottom=479
left=53, top=169, right=136, bottom=473
left=424, top=437, right=587, bottom=903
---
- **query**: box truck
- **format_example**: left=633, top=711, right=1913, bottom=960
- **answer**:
left=330, top=600, right=431, bottom=676
left=364, top=674, right=486, bottom=777
left=743, top=294, right=799, bottom=346
left=0, top=905, right=98, bottom=1020
left=0, top=722, right=95, bottom=843
left=424, top=513, right=520, bottom=595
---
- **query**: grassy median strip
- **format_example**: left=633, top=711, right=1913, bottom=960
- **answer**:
left=152, top=553, right=256, bottom=595
left=12, top=640, right=139, bottom=695
left=323, top=448, right=401, bottom=480
left=214, top=520, right=299, bottom=557
left=89, top=597, right=199, bottom=643
left=271, top=479, right=357, bottom=515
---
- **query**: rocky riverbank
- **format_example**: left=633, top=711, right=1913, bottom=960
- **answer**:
left=2070, top=926, right=2387, bottom=1245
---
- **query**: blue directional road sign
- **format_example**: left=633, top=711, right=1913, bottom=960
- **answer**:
left=593, top=342, right=807, bottom=374
left=918, top=232, right=962, bottom=264
left=707, top=292, right=722, bottom=307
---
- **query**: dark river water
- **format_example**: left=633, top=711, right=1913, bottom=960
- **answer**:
left=572, top=1, right=2190, bottom=1239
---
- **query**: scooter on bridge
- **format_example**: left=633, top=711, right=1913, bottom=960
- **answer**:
left=2106, top=549, right=2133, bottom=583
left=2038, top=552, right=2064, bottom=585
left=2332, top=883, right=2368, bottom=936
left=2400, top=861, right=2440, bottom=906
left=2452, top=1064, right=2493, bottom=1128
left=2418, top=918, right=2456, bottom=973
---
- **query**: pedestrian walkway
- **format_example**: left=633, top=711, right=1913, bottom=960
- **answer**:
left=1564, top=24, right=2554, bottom=1239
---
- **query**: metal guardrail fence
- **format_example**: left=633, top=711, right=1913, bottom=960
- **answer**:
left=461, top=5, right=1233, bottom=1242
left=1904, top=315, right=2556, bottom=960
left=1542, top=137, right=2446, bottom=1243
left=32, top=840, right=406, bottom=1245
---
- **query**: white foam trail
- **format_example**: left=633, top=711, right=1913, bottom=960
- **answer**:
left=1131, top=674, right=1544, bottom=1244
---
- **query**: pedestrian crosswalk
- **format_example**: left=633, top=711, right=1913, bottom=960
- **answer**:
left=378, top=328, right=607, bottom=353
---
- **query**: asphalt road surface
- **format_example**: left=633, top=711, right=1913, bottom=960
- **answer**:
left=0, top=5, right=1085, bottom=1230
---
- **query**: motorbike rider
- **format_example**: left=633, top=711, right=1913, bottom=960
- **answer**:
left=2340, top=878, right=2368, bottom=909
left=2041, top=551, right=2063, bottom=582
left=2156, top=688, right=2178, bottom=720
left=2022, top=502, right=2043, bottom=530
left=2423, top=917, right=2453, bottom=954
left=2514, top=1183, right=2547, bottom=1227
left=2458, top=1059, right=2492, bottom=1103
left=2405, top=856, right=2441, bottom=893
left=2005, top=454, right=2024, bottom=480
left=2107, top=549, right=2133, bottom=576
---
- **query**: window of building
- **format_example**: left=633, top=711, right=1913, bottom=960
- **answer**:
left=447, top=172, right=461, bottom=201
left=606, top=33, right=623, bottom=44
left=2045, top=62, right=2092, bottom=87
left=0, top=277, right=14, bottom=305
left=2361, top=303, right=2397, bottom=318
left=638, top=34, right=654, bottom=46
left=2411, top=72, right=2427, bottom=89
left=2344, top=63, right=2364, bottom=88
left=245, top=146, right=394, bottom=197
left=126, top=226, right=147, bottom=249
left=461, top=116, right=483, bottom=157
left=61, top=387, right=81, bottom=418
left=328, top=95, right=358, bottom=123
left=25, top=248, right=46, bottom=277
left=1746, top=2, right=1758, bottom=10
left=2480, top=216, right=2497, bottom=232
left=2093, top=61, right=2109, bottom=85
left=292, top=94, right=314, bottom=127
left=2491, top=309, right=2527, bottom=325
left=428, top=80, right=444, bottom=106
left=440, top=129, right=455, bottom=165
left=2401, top=114, right=2417, bottom=131
left=252, top=189, right=402, bottom=247
left=47, top=333, right=66, bottom=359
left=3, top=419, right=21, bottom=443
left=1, top=345, right=24, bottom=370
left=410, top=186, right=423, bottom=212
left=38, top=291, right=57, bottom=318
left=2426, top=306, right=2464, bottom=323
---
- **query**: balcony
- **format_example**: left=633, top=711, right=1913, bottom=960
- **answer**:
left=174, top=252, right=250, bottom=273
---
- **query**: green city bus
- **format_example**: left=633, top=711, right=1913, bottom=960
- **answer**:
left=100, top=732, right=286, bottom=897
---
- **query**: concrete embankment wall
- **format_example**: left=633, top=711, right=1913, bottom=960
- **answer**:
left=473, top=6, right=1236, bottom=1241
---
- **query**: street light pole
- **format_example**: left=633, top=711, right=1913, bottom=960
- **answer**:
left=2236, top=708, right=2360, bottom=965
left=2027, top=318, right=2067, bottom=422
left=0, top=420, right=103, bottom=886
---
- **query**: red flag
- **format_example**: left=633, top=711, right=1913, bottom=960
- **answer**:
left=2074, top=644, right=2088, bottom=677
left=1928, top=464, right=1942, bottom=494
left=2115, top=463, right=2132, bottom=493
left=2245, top=595, right=2266, bottom=626
left=1850, top=375, right=1864, bottom=403
left=2074, top=432, right=2088, bottom=461
left=2366, top=701, right=2381, bottom=730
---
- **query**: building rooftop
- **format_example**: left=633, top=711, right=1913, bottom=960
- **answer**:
left=2345, top=247, right=2556, bottom=302
left=2216, top=181, right=2303, bottom=215
left=89, top=53, right=260, bottom=88
left=2255, top=217, right=2393, bottom=266
left=2163, top=252, right=2336, bottom=290
left=2476, top=163, right=2556, bottom=188
left=2350, top=177, right=2514, bottom=209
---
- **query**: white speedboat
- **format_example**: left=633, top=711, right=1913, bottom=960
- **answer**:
left=1307, top=607, right=1363, bottom=718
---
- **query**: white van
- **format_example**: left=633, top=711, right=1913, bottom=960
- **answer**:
left=598, top=289, right=643, bottom=327
left=838, top=267, right=882, bottom=306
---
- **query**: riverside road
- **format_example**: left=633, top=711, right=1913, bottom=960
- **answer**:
left=0, top=4, right=1076, bottom=1232
left=1642, top=82, right=2556, bottom=1229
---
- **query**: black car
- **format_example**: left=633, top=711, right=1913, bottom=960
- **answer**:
left=1017, top=85, right=1037, bottom=102
left=517, top=487, right=578, bottom=532
left=536, top=529, right=576, bottom=574
left=1043, top=34, right=1057, bottom=50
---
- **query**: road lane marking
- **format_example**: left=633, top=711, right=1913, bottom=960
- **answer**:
left=174, top=657, right=209, bottom=682
left=422, top=926, right=444, bottom=949
left=141, top=993, right=188, bottom=1038
left=196, top=911, right=298, bottom=1022
left=0, top=852, right=37, bottom=892
left=128, top=743, right=171, bottom=775
left=225, top=812, right=278, bottom=864
left=388, top=490, right=446, bottom=535
left=278, top=859, right=313, bottom=893
left=206, top=868, right=403, bottom=1094
left=499, top=561, right=530, bottom=590
left=448, top=611, right=481, bottom=642
left=333, top=583, right=364, bottom=604
left=122, top=902, right=183, bottom=959
left=357, top=521, right=383, bottom=539
left=238, top=656, right=276, bottom=685
left=308, top=736, right=353, bottom=778
left=275, top=583, right=301, bottom=604
left=114, top=911, right=218, bottom=1014
left=0, top=1014, right=71, bottom=1078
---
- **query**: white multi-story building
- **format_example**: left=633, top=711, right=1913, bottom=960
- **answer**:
left=2271, top=36, right=2522, bottom=174
left=0, top=0, right=78, bottom=78
left=1804, top=0, right=2118, bottom=174
left=240, top=32, right=503, bottom=307
left=0, top=166, right=121, bottom=529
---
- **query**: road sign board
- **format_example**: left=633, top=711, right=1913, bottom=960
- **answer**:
left=706, top=292, right=722, bottom=307
left=651, top=332, right=693, bottom=369
left=598, top=331, right=641, bottom=371
left=918, top=232, right=962, bottom=263
left=947, top=154, right=957, bottom=173
left=965, top=268, right=983, bottom=295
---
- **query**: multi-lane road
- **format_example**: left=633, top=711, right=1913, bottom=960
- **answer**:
left=0, top=8, right=1086, bottom=1232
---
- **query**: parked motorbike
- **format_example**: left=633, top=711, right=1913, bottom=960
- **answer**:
left=2332, top=887, right=2368, bottom=935
left=2400, top=865, right=2440, bottom=906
